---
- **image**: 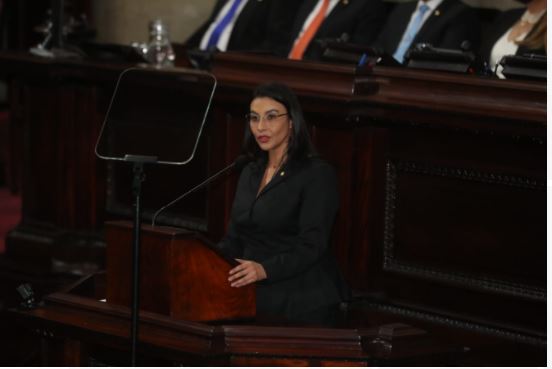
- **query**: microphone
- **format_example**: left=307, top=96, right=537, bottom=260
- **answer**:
left=460, top=40, right=472, bottom=52
left=338, top=32, right=350, bottom=43
left=151, top=155, right=252, bottom=226
left=315, top=33, right=350, bottom=49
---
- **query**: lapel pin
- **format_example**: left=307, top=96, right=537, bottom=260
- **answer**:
left=342, top=0, right=349, bottom=5
left=280, top=171, right=285, bottom=176
left=434, top=9, right=441, bottom=16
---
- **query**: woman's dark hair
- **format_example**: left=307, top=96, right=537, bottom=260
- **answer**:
left=242, top=82, right=316, bottom=161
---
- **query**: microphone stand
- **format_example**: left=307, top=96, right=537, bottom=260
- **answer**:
left=126, top=155, right=157, bottom=366
left=151, top=159, right=242, bottom=227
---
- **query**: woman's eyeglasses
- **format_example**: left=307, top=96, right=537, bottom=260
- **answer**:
left=246, top=112, right=288, bottom=125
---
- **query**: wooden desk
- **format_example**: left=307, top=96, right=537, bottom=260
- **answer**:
left=8, top=272, right=474, bottom=366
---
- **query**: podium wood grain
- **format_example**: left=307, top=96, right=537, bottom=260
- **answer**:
left=105, top=220, right=255, bottom=322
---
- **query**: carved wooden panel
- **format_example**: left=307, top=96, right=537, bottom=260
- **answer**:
left=383, top=159, right=545, bottom=300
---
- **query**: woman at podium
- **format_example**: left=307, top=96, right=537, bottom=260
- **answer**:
left=217, top=82, right=348, bottom=324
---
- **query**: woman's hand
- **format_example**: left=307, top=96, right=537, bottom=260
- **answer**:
left=228, top=259, right=267, bottom=287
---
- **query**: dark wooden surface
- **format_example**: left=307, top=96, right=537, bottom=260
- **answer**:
left=0, top=50, right=546, bottom=365
left=105, top=221, right=255, bottom=322
left=7, top=272, right=544, bottom=366
left=8, top=273, right=473, bottom=366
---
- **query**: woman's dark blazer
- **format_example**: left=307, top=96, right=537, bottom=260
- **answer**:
left=217, top=156, right=346, bottom=322
left=185, top=0, right=304, bottom=56
left=480, top=7, right=546, bottom=64
left=285, top=0, right=388, bottom=60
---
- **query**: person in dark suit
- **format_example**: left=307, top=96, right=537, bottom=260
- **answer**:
left=286, top=0, right=388, bottom=61
left=480, top=0, right=546, bottom=75
left=217, top=83, right=347, bottom=324
left=373, top=0, right=480, bottom=64
left=185, top=0, right=304, bottom=56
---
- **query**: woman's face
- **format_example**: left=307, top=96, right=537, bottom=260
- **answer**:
left=249, top=97, right=292, bottom=155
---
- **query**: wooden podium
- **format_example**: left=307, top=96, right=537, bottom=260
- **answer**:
left=105, top=221, right=255, bottom=322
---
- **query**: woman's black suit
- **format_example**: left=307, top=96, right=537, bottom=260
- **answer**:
left=218, top=156, right=347, bottom=322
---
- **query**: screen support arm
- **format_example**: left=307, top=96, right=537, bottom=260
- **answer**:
left=127, top=155, right=157, bottom=366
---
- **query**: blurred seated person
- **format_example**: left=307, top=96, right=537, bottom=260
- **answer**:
left=373, top=0, right=480, bottom=64
left=184, top=0, right=303, bottom=56
left=286, top=0, right=388, bottom=61
left=482, top=0, right=546, bottom=76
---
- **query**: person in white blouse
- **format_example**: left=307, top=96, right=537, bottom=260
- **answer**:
left=484, top=0, right=546, bottom=78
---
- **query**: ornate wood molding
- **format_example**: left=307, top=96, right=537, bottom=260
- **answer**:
left=383, top=159, right=546, bottom=301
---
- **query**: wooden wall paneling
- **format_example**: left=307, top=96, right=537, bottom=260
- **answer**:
left=81, top=86, right=107, bottom=230
left=5, top=79, right=65, bottom=267
left=349, top=67, right=545, bottom=347
left=347, top=126, right=389, bottom=292
left=309, top=121, right=355, bottom=283
left=380, top=124, right=545, bottom=330
left=206, top=102, right=247, bottom=243
left=6, top=80, right=24, bottom=192
left=61, top=338, right=87, bottom=367
left=56, top=85, right=105, bottom=230
left=205, top=106, right=230, bottom=244
left=24, top=82, right=60, bottom=226
left=57, top=86, right=76, bottom=228
left=345, top=115, right=546, bottom=342
left=6, top=75, right=108, bottom=270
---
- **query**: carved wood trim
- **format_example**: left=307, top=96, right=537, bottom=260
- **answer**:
left=364, top=303, right=546, bottom=347
left=383, top=160, right=546, bottom=301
